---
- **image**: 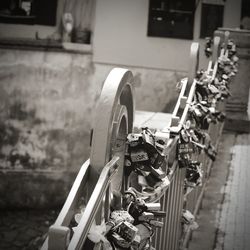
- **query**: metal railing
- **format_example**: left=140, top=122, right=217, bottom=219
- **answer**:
left=42, top=31, right=232, bottom=250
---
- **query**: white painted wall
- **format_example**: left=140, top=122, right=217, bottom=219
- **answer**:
left=93, top=0, right=242, bottom=71
left=93, top=0, right=193, bottom=71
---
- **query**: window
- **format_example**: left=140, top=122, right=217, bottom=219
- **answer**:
left=200, top=3, right=224, bottom=38
left=147, top=0, right=196, bottom=40
left=0, top=0, right=58, bottom=26
left=241, top=0, right=250, bottom=29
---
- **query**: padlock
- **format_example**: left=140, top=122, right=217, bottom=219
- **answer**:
left=105, top=220, right=116, bottom=235
left=110, top=210, right=134, bottom=225
left=134, top=162, right=152, bottom=172
left=208, top=84, right=220, bottom=95
left=201, top=114, right=214, bottom=129
left=205, top=142, right=217, bottom=161
left=145, top=202, right=161, bottom=211
left=204, top=37, right=212, bottom=57
left=130, top=148, right=149, bottom=163
left=122, top=190, right=137, bottom=209
left=192, top=106, right=203, bottom=119
left=141, top=128, right=156, bottom=153
left=127, top=199, right=147, bottom=220
left=232, top=55, right=239, bottom=63
left=138, top=212, right=155, bottom=222
left=205, top=47, right=212, bottom=58
left=150, top=211, right=166, bottom=218
left=217, top=112, right=226, bottom=122
left=196, top=69, right=205, bottom=81
left=150, top=166, right=166, bottom=180
left=135, top=224, right=152, bottom=245
left=114, top=221, right=138, bottom=243
left=182, top=209, right=195, bottom=225
left=182, top=209, right=199, bottom=231
left=188, top=129, right=199, bottom=142
left=127, top=133, right=143, bottom=147
left=185, top=161, right=202, bottom=186
left=178, top=153, right=190, bottom=169
left=178, top=142, right=194, bottom=155
left=222, top=74, right=229, bottom=81
left=150, top=152, right=166, bottom=169
left=194, top=129, right=211, bottom=145
left=149, top=220, right=164, bottom=228
left=184, top=120, right=192, bottom=130
left=198, top=103, right=209, bottom=114
left=145, top=172, right=162, bottom=187
left=110, top=232, right=131, bottom=248
left=180, top=129, right=190, bottom=143
left=131, top=234, right=141, bottom=248
left=154, top=131, right=170, bottom=146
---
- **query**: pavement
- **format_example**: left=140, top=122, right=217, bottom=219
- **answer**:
left=187, top=131, right=250, bottom=250
left=215, top=133, right=250, bottom=250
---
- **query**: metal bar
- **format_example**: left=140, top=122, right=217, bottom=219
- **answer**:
left=173, top=169, right=184, bottom=250
left=162, top=185, right=171, bottom=249
left=41, top=160, right=90, bottom=250
left=170, top=79, right=197, bottom=134
left=155, top=194, right=165, bottom=249
left=169, top=172, right=179, bottom=250
left=55, top=160, right=90, bottom=226
left=173, top=168, right=181, bottom=250
left=166, top=176, right=176, bottom=250
left=68, top=156, right=119, bottom=250
left=158, top=191, right=168, bottom=250
left=212, top=61, right=218, bottom=80
left=172, top=78, right=188, bottom=117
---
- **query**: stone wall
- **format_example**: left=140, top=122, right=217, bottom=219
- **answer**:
left=0, top=48, right=186, bottom=208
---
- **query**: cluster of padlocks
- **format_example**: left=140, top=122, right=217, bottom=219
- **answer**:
left=105, top=190, right=165, bottom=249
left=73, top=189, right=165, bottom=249
left=179, top=37, right=239, bottom=192
left=64, top=37, right=239, bottom=250
left=86, top=38, right=239, bottom=249
left=124, top=128, right=169, bottom=192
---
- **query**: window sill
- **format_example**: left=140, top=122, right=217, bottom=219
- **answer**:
left=0, top=14, right=36, bottom=25
left=62, top=42, right=92, bottom=53
left=0, top=38, right=92, bottom=54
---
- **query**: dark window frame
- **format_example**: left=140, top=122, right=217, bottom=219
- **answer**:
left=0, top=0, right=58, bottom=26
left=147, top=0, right=196, bottom=40
left=200, top=3, right=224, bottom=38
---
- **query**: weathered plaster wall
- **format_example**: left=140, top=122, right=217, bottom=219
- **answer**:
left=94, top=64, right=187, bottom=113
left=0, top=48, right=186, bottom=208
left=0, top=49, right=99, bottom=173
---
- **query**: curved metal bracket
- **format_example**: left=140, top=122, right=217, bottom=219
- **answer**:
left=188, top=42, right=200, bottom=86
left=223, top=30, right=230, bottom=50
left=90, top=68, right=135, bottom=174
left=212, top=36, right=221, bottom=66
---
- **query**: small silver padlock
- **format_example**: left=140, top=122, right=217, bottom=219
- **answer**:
left=130, top=148, right=149, bottom=163
left=115, top=221, right=138, bottom=243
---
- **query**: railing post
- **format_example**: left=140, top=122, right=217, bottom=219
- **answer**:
left=188, top=42, right=199, bottom=87
left=48, top=226, right=70, bottom=250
